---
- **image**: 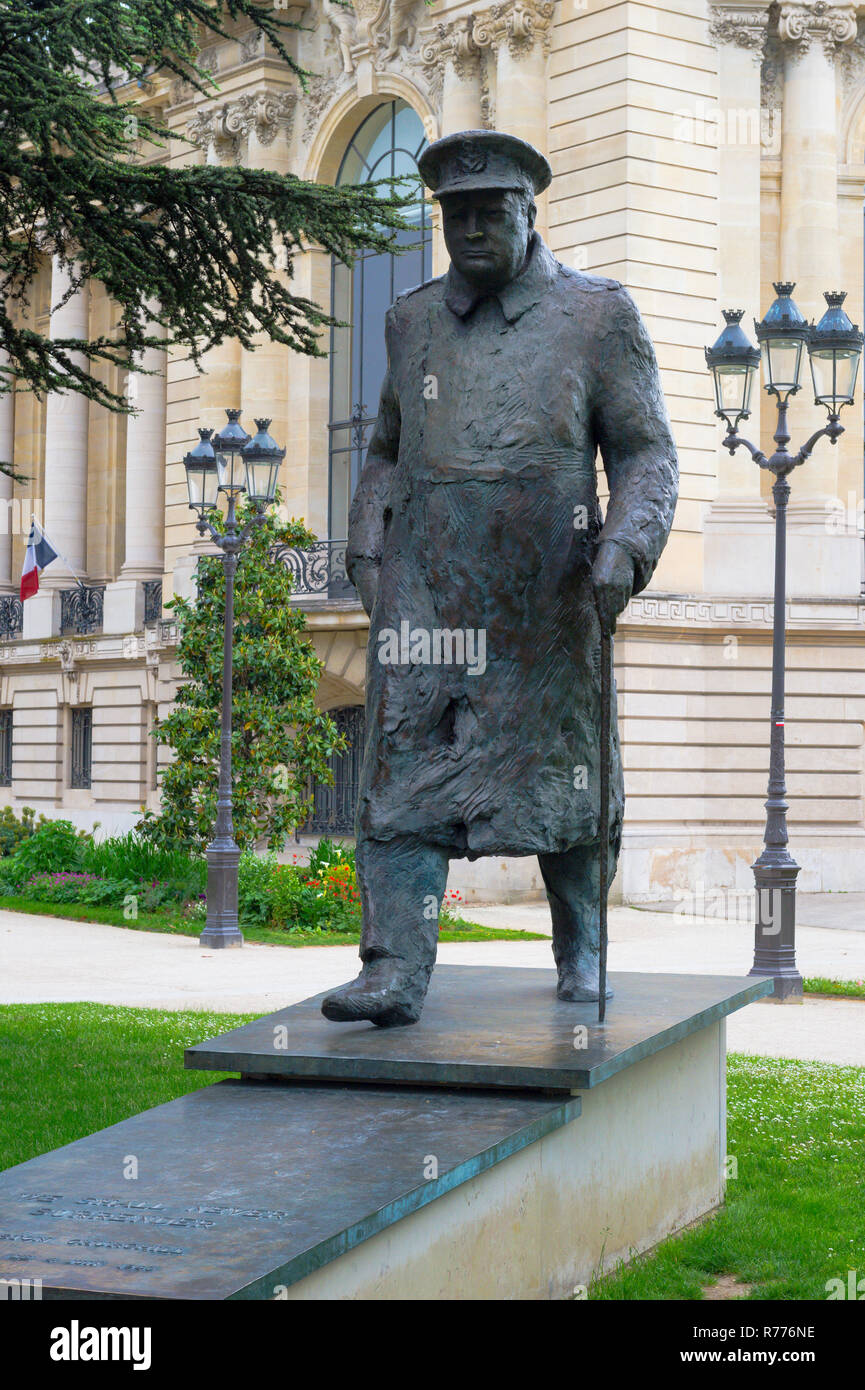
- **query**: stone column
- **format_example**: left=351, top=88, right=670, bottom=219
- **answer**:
left=239, top=91, right=297, bottom=495
left=436, top=19, right=483, bottom=134
left=776, top=2, right=858, bottom=596
left=704, top=4, right=774, bottom=595
left=424, top=17, right=485, bottom=275
left=198, top=339, right=242, bottom=436
left=185, top=101, right=244, bottom=432
left=121, top=319, right=167, bottom=581
left=0, top=351, right=14, bottom=590
left=476, top=2, right=554, bottom=238
left=170, top=333, right=241, bottom=605
left=42, top=258, right=89, bottom=580
left=26, top=259, right=90, bottom=639
left=103, top=316, right=167, bottom=633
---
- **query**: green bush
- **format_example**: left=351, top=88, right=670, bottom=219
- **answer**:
left=238, top=850, right=276, bottom=925
left=7, top=820, right=87, bottom=880
left=268, top=865, right=329, bottom=931
left=141, top=499, right=344, bottom=854
left=82, top=832, right=205, bottom=903
left=0, top=806, right=43, bottom=858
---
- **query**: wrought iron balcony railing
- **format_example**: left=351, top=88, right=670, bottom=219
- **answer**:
left=0, top=594, right=23, bottom=641
left=272, top=539, right=357, bottom=602
left=60, top=585, right=105, bottom=636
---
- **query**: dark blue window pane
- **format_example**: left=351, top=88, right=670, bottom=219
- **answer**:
left=361, top=252, right=390, bottom=401
left=328, top=100, right=431, bottom=538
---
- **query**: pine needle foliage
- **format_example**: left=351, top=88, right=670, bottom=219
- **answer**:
left=0, top=0, right=414, bottom=471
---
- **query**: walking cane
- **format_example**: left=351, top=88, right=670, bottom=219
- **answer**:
left=597, top=616, right=614, bottom=1024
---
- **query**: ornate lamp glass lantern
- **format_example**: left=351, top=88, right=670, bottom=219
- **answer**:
left=754, top=281, right=809, bottom=397
left=705, top=277, right=861, bottom=1007
left=705, top=309, right=760, bottom=431
left=213, top=408, right=251, bottom=493
left=183, top=428, right=219, bottom=513
left=808, top=291, right=863, bottom=415
left=241, top=418, right=285, bottom=505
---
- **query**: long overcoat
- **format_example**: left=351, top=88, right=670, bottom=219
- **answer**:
left=346, top=233, right=678, bottom=859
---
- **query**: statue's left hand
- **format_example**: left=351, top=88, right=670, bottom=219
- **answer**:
left=592, top=540, right=635, bottom=636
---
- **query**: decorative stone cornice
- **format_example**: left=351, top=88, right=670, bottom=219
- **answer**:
left=421, top=15, right=480, bottom=81
left=838, top=16, right=865, bottom=94
left=473, top=0, right=556, bottom=59
left=625, top=593, right=865, bottom=632
left=777, top=1, right=857, bottom=58
left=421, top=0, right=552, bottom=89
left=235, top=89, right=297, bottom=147
left=187, top=89, right=296, bottom=162
left=300, top=72, right=347, bottom=144
left=708, top=4, right=770, bottom=58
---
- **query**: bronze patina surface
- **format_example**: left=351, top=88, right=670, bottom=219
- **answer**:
left=320, top=129, right=679, bottom=1026
left=0, top=1079, right=576, bottom=1300
left=188, top=967, right=773, bottom=1092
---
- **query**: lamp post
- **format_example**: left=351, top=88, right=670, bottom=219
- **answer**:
left=182, top=410, right=285, bottom=949
left=706, top=284, right=862, bottom=1001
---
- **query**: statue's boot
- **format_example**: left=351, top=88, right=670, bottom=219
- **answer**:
left=320, top=957, right=432, bottom=1028
left=555, top=958, right=612, bottom=1003
left=320, top=833, right=449, bottom=1028
left=538, top=840, right=618, bottom=1003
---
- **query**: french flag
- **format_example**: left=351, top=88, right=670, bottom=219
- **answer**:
left=20, top=521, right=58, bottom=600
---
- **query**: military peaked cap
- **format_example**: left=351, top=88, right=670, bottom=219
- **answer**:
left=418, top=130, right=552, bottom=199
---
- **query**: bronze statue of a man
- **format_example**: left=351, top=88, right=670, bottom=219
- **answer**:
left=322, top=130, right=678, bottom=1028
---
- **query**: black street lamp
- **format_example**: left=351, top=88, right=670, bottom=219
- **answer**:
left=182, top=410, right=285, bottom=949
left=706, top=284, right=862, bottom=1001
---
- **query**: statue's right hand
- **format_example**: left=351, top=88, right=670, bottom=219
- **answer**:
left=352, top=559, right=380, bottom=615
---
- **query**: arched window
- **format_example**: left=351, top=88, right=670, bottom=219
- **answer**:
left=328, top=100, right=431, bottom=539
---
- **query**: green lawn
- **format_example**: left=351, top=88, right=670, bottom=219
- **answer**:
left=591, top=1053, right=865, bottom=1300
left=0, top=896, right=546, bottom=946
left=803, top=976, right=865, bottom=1001
left=0, top=1003, right=251, bottom=1171
left=1, top=1005, right=862, bottom=1300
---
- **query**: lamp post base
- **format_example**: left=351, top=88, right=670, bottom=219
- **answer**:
left=200, top=838, right=244, bottom=949
left=748, top=850, right=803, bottom=1003
left=200, top=927, right=244, bottom=949
left=747, top=969, right=803, bottom=1004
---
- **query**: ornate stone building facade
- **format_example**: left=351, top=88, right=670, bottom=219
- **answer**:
left=2, top=0, right=864, bottom=902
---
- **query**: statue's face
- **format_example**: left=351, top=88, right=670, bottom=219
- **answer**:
left=440, top=188, right=535, bottom=291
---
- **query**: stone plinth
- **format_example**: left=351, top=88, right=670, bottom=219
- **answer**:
left=0, top=968, right=771, bottom=1299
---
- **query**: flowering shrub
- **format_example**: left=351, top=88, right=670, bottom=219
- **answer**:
left=307, top=862, right=360, bottom=909
left=308, top=837, right=356, bottom=875
left=2, top=834, right=374, bottom=937
left=9, top=870, right=184, bottom=911
left=181, top=894, right=207, bottom=924
left=267, top=854, right=361, bottom=933
left=439, top=888, right=468, bottom=931
left=21, top=872, right=129, bottom=906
